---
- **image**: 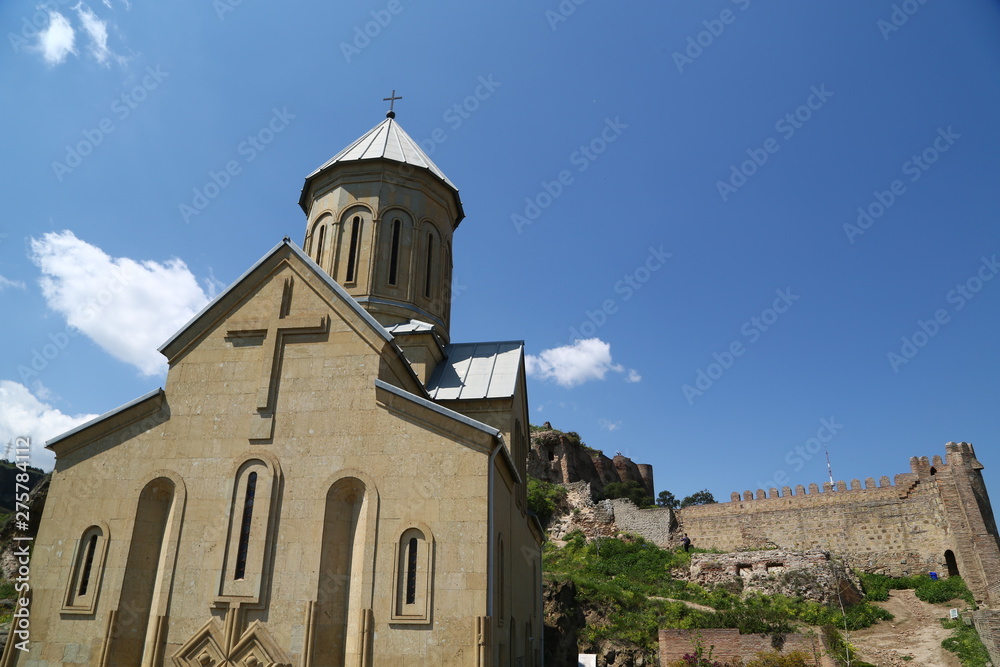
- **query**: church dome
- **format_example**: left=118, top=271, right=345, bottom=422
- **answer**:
left=298, top=114, right=464, bottom=223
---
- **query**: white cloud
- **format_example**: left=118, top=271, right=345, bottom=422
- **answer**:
left=75, top=3, right=112, bottom=64
left=626, top=369, right=642, bottom=383
left=599, top=418, right=621, bottom=431
left=30, top=230, right=211, bottom=376
left=0, top=275, right=26, bottom=290
left=38, top=11, right=76, bottom=65
left=0, top=381, right=98, bottom=471
left=525, top=338, right=625, bottom=388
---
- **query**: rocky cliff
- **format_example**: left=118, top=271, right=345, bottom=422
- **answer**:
left=528, top=424, right=654, bottom=499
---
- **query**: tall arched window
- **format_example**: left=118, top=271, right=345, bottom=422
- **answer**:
left=315, top=224, right=327, bottom=267
left=391, top=525, right=433, bottom=622
left=346, top=215, right=361, bottom=283
left=62, top=524, right=109, bottom=614
left=234, top=471, right=258, bottom=580
left=219, top=458, right=277, bottom=601
left=388, top=218, right=402, bottom=286
left=424, top=232, right=435, bottom=299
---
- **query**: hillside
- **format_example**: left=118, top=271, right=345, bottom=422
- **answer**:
left=0, top=460, right=44, bottom=514
left=532, top=425, right=991, bottom=667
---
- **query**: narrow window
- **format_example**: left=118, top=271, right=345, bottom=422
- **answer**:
left=424, top=233, right=434, bottom=298
left=315, top=224, right=326, bottom=266
left=406, top=536, right=418, bottom=604
left=78, top=534, right=98, bottom=596
left=346, top=216, right=361, bottom=282
left=235, top=472, right=258, bottom=580
left=388, top=218, right=402, bottom=285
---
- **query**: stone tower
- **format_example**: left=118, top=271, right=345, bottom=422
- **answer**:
left=297, top=110, right=464, bottom=354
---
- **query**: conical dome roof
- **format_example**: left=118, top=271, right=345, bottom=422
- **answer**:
left=299, top=114, right=462, bottom=219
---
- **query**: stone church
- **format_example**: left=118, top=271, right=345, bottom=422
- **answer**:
left=5, top=110, right=544, bottom=666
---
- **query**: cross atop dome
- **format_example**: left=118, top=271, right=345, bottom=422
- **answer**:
left=383, top=89, right=402, bottom=118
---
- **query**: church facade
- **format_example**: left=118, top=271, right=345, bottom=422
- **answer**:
left=5, top=112, right=544, bottom=666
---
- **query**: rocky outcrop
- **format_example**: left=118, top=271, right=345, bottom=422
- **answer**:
left=528, top=426, right=654, bottom=499
left=543, top=579, right=585, bottom=667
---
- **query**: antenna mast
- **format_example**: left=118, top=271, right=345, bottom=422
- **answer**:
left=826, top=445, right=835, bottom=489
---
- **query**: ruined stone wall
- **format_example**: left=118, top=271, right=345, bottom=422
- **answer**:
left=658, top=628, right=833, bottom=667
left=969, top=610, right=1000, bottom=667
left=608, top=498, right=676, bottom=547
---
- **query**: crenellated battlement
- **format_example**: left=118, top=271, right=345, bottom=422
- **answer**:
left=673, top=442, right=1000, bottom=608
left=727, top=473, right=911, bottom=503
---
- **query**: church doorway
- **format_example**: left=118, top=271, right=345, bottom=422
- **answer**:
left=945, top=550, right=960, bottom=577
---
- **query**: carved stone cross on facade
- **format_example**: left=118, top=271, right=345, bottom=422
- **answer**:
left=226, top=277, right=328, bottom=440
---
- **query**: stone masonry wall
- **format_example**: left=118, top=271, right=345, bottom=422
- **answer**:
left=677, top=443, right=1000, bottom=607
left=659, top=629, right=834, bottom=667
left=677, top=473, right=951, bottom=578
left=608, top=498, right=676, bottom=547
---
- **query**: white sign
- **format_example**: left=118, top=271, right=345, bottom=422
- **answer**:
left=578, top=655, right=598, bottom=667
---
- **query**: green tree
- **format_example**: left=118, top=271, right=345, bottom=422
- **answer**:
left=680, top=489, right=717, bottom=508
left=603, top=480, right=654, bottom=507
left=657, top=490, right=680, bottom=509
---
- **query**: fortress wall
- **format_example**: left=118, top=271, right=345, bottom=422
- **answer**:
left=678, top=471, right=952, bottom=577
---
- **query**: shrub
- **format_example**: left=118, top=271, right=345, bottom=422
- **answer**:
left=860, top=572, right=976, bottom=607
left=940, top=618, right=991, bottom=667
left=603, top=481, right=654, bottom=507
left=527, top=477, right=566, bottom=526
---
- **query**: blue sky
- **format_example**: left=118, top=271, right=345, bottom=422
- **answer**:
left=2, top=1, right=998, bottom=505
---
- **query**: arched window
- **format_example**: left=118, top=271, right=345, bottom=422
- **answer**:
left=346, top=215, right=361, bottom=283
left=388, top=218, right=402, bottom=286
left=391, top=526, right=433, bottom=622
left=219, top=458, right=277, bottom=601
left=424, top=232, right=434, bottom=299
left=62, top=524, right=109, bottom=613
left=315, top=224, right=327, bottom=267
left=234, top=471, right=258, bottom=580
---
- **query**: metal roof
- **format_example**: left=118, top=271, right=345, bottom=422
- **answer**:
left=305, top=116, right=458, bottom=190
left=426, top=341, right=523, bottom=400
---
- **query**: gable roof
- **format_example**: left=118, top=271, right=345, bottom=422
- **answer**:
left=159, top=238, right=393, bottom=362
left=426, top=341, right=523, bottom=400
